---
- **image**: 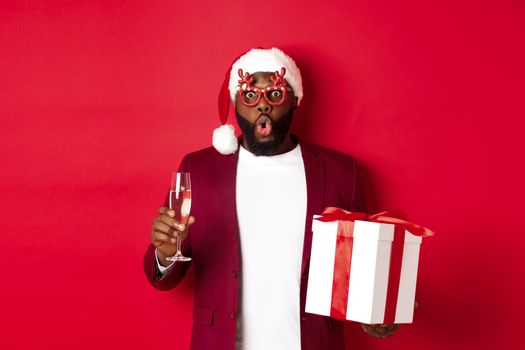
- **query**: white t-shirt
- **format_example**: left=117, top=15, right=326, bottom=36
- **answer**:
left=235, top=144, right=307, bottom=350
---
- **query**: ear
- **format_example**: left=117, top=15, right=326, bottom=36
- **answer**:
left=292, top=96, right=298, bottom=109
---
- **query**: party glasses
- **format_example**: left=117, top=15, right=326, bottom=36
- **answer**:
left=237, top=67, right=292, bottom=107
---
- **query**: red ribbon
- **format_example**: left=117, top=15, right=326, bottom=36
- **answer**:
left=314, top=207, right=434, bottom=323
left=329, top=220, right=355, bottom=319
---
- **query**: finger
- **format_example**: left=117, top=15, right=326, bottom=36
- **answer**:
left=361, top=324, right=378, bottom=335
left=373, top=327, right=387, bottom=336
left=158, top=214, right=187, bottom=232
left=158, top=214, right=182, bottom=230
left=177, top=216, right=196, bottom=232
left=369, top=329, right=385, bottom=338
left=152, top=231, right=177, bottom=246
left=158, top=206, right=175, bottom=218
left=152, top=220, right=173, bottom=235
left=379, top=323, right=395, bottom=328
left=177, top=216, right=196, bottom=233
left=385, top=324, right=399, bottom=334
left=377, top=325, right=397, bottom=338
left=364, top=324, right=388, bottom=338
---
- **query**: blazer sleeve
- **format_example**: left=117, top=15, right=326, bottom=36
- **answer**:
left=347, top=158, right=368, bottom=213
left=143, top=155, right=192, bottom=291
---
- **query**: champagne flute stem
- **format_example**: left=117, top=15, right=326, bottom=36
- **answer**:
left=176, top=232, right=182, bottom=256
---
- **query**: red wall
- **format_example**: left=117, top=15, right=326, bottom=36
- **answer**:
left=1, top=1, right=524, bottom=349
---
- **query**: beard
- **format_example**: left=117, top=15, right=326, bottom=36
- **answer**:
left=235, top=107, right=295, bottom=156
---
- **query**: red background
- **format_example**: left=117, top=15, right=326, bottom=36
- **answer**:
left=1, top=1, right=524, bottom=349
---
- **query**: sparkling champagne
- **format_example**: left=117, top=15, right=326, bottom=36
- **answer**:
left=169, top=189, right=192, bottom=224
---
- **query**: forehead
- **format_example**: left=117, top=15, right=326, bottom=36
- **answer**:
left=246, top=71, right=284, bottom=86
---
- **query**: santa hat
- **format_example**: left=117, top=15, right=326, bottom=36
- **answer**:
left=212, top=47, right=303, bottom=155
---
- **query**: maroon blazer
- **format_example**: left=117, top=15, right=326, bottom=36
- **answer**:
left=144, top=141, right=366, bottom=350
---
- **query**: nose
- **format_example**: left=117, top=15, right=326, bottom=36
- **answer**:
left=256, top=96, right=272, bottom=113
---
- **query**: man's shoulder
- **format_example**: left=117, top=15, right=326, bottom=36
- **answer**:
left=181, top=146, right=237, bottom=167
left=301, top=142, right=357, bottom=165
left=180, top=142, right=358, bottom=169
left=184, top=146, right=220, bottom=159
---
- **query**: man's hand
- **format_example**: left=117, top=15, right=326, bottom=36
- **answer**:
left=151, top=206, right=195, bottom=267
left=361, top=323, right=399, bottom=338
left=360, top=301, right=418, bottom=338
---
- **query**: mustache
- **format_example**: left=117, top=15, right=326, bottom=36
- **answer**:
left=249, top=113, right=271, bottom=125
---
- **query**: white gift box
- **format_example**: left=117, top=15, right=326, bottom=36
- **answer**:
left=305, top=217, right=423, bottom=324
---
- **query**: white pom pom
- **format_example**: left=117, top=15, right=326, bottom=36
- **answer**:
left=212, top=124, right=238, bottom=155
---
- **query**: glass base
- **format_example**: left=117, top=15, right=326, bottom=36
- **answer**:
left=166, top=253, right=192, bottom=262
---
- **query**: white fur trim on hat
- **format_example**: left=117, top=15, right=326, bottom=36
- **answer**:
left=212, top=124, right=238, bottom=155
left=228, top=47, right=303, bottom=105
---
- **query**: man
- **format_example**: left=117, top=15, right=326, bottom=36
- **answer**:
left=144, top=48, right=397, bottom=350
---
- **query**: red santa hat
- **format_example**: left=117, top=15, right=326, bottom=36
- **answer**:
left=212, top=47, right=303, bottom=155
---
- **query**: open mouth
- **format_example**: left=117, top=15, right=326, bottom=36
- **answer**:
left=255, top=115, right=273, bottom=137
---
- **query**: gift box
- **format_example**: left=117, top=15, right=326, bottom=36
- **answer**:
left=305, top=208, right=433, bottom=324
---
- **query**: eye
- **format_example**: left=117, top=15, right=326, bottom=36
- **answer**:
left=245, top=91, right=257, bottom=99
left=271, top=90, right=282, bottom=97
left=268, top=90, right=283, bottom=101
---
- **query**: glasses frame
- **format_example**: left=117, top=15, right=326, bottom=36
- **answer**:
left=237, top=67, right=292, bottom=107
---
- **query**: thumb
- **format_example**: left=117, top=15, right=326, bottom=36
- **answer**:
left=186, top=216, right=196, bottom=227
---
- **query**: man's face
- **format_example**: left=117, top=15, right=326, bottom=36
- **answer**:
left=235, top=71, right=298, bottom=156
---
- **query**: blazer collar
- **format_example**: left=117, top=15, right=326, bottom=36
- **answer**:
left=215, top=150, right=241, bottom=263
left=299, top=142, right=325, bottom=275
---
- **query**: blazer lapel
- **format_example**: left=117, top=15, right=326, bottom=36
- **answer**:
left=300, top=143, right=325, bottom=275
left=215, top=150, right=241, bottom=259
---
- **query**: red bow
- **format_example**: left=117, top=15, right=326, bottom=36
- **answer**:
left=315, top=207, right=435, bottom=237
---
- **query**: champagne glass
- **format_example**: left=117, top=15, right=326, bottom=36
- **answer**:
left=166, top=172, right=192, bottom=262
